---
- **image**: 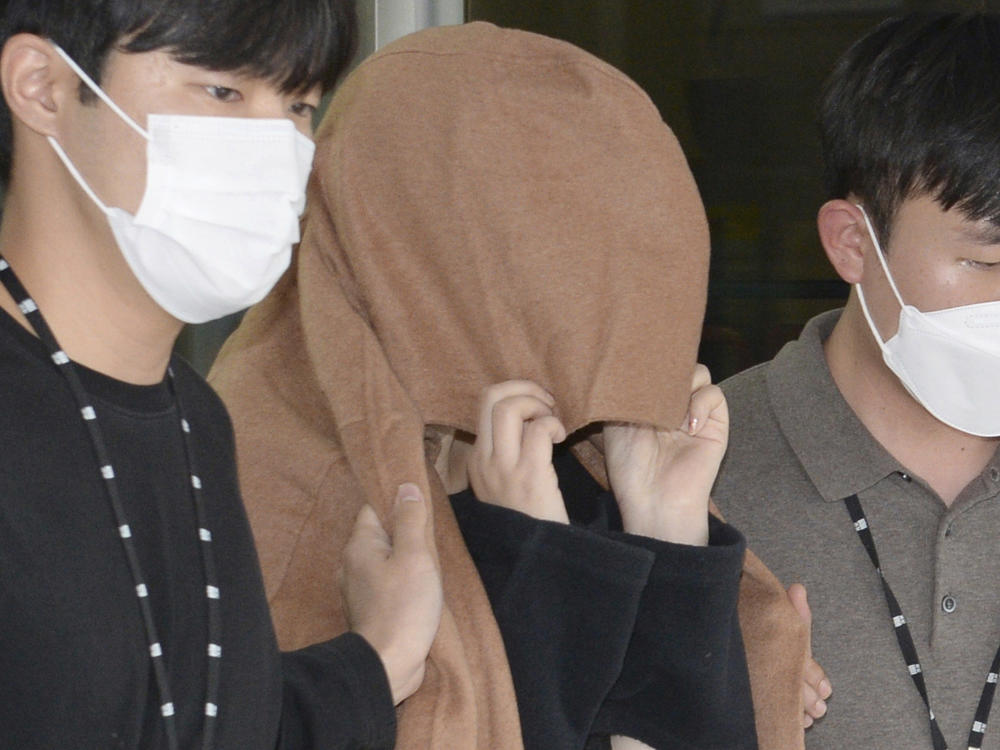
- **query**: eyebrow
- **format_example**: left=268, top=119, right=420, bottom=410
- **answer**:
left=960, top=224, right=1000, bottom=245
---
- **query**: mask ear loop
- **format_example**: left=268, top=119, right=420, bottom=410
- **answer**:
left=854, top=204, right=906, bottom=347
left=45, top=44, right=152, bottom=215
left=46, top=136, right=112, bottom=214
left=856, top=204, right=906, bottom=308
left=50, top=43, right=150, bottom=142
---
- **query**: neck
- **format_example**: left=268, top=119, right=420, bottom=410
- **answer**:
left=0, top=168, right=183, bottom=385
left=826, top=295, right=999, bottom=506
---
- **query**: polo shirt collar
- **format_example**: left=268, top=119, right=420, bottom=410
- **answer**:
left=765, top=308, right=904, bottom=503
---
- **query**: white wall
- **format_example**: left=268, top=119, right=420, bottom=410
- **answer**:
left=357, top=0, right=464, bottom=60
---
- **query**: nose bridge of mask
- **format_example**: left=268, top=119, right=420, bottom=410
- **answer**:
left=136, top=115, right=313, bottom=244
left=145, top=114, right=311, bottom=195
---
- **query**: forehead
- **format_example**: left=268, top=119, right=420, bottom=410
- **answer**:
left=100, top=48, right=316, bottom=97
left=890, top=195, right=1000, bottom=250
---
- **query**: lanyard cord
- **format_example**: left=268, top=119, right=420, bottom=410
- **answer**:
left=0, top=256, right=222, bottom=750
left=845, top=493, right=1000, bottom=750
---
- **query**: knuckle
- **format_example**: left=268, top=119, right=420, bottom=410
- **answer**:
left=491, top=398, right=511, bottom=420
left=481, top=383, right=503, bottom=403
left=523, top=418, right=545, bottom=436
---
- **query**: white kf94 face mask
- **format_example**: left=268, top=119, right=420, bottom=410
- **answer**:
left=855, top=204, right=1000, bottom=437
left=47, top=45, right=316, bottom=324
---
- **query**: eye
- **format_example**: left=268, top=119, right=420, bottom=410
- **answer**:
left=204, top=85, right=243, bottom=103
left=961, top=258, right=1000, bottom=270
left=290, top=101, right=318, bottom=119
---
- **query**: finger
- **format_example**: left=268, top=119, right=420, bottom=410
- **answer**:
left=802, top=682, right=826, bottom=718
left=491, top=394, right=555, bottom=467
left=787, top=583, right=812, bottom=628
left=388, top=483, right=430, bottom=559
left=686, top=384, right=726, bottom=435
left=803, top=656, right=830, bottom=694
left=810, top=698, right=828, bottom=719
left=818, top=676, right=833, bottom=700
left=345, top=503, right=391, bottom=560
left=690, top=363, right=712, bottom=392
left=521, top=415, right=567, bottom=467
left=601, top=421, right=633, bottom=451
left=476, top=380, right=554, bottom=457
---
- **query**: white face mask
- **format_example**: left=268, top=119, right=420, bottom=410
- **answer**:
left=47, top=45, right=315, bottom=324
left=855, top=204, right=1000, bottom=437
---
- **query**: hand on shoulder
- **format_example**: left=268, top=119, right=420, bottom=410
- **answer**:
left=788, top=583, right=833, bottom=729
left=341, top=484, right=443, bottom=705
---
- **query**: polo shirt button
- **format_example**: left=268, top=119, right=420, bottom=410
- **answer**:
left=899, top=472, right=912, bottom=482
left=990, top=467, right=1000, bottom=483
left=942, top=595, right=957, bottom=614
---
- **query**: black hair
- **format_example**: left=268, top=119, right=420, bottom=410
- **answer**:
left=0, top=0, right=357, bottom=184
left=819, top=12, right=1000, bottom=246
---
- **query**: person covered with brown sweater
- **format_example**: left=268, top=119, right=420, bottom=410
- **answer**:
left=210, top=21, right=815, bottom=750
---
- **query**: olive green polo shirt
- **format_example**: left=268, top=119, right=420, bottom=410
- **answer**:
left=714, top=309, right=1000, bottom=750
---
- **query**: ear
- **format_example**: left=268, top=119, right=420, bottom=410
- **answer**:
left=817, top=199, right=869, bottom=285
left=1, top=34, right=72, bottom=138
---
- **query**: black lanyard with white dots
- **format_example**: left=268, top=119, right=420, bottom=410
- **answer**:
left=845, top=493, right=1000, bottom=750
left=0, top=255, right=222, bottom=750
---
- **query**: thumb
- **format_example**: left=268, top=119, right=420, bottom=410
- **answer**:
left=787, top=582, right=812, bottom=652
left=389, top=482, right=430, bottom=557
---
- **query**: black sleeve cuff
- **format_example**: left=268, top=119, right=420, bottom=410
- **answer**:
left=450, top=489, right=656, bottom=611
left=606, top=513, right=746, bottom=572
left=592, top=515, right=757, bottom=749
left=278, top=632, right=396, bottom=750
left=450, top=490, right=655, bottom=750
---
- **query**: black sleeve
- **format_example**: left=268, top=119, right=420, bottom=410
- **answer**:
left=277, top=632, right=396, bottom=750
left=451, top=442, right=757, bottom=750
left=591, top=514, right=758, bottom=750
left=450, top=490, right=655, bottom=750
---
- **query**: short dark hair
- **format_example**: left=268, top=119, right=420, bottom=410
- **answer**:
left=819, top=12, right=1000, bottom=246
left=0, top=0, right=357, bottom=184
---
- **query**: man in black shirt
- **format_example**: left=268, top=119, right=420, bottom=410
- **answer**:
left=0, top=1, right=442, bottom=748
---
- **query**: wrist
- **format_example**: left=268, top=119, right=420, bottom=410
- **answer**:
left=356, top=628, right=426, bottom=705
left=655, top=509, right=709, bottom=545
left=620, top=495, right=709, bottom=545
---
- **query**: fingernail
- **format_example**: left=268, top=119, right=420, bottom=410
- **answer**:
left=689, top=416, right=699, bottom=433
left=815, top=699, right=827, bottom=715
left=397, top=483, right=423, bottom=503
left=820, top=679, right=832, bottom=697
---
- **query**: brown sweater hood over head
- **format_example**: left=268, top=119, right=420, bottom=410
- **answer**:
left=209, top=21, right=807, bottom=750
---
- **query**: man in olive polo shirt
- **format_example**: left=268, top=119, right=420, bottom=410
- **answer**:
left=713, top=12, right=1000, bottom=750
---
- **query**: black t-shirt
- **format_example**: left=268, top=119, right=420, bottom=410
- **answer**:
left=450, top=446, right=758, bottom=750
left=0, top=308, right=395, bottom=749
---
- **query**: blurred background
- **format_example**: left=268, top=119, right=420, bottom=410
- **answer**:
left=177, top=0, right=999, bottom=381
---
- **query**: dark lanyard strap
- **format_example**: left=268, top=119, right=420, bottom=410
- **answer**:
left=0, top=257, right=221, bottom=750
left=845, top=493, right=1000, bottom=750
